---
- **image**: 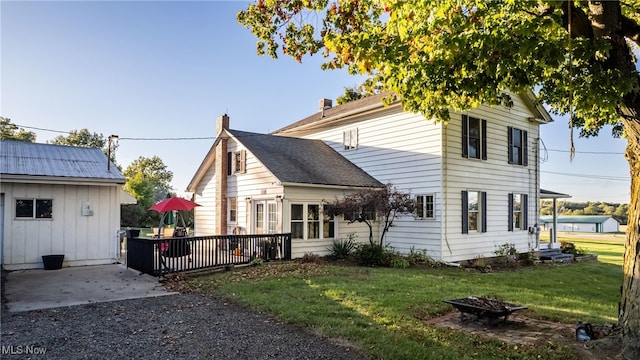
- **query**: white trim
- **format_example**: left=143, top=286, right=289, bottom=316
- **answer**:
left=416, top=193, right=436, bottom=220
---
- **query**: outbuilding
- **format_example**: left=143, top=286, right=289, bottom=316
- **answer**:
left=1, top=140, right=126, bottom=270
left=539, top=215, right=620, bottom=233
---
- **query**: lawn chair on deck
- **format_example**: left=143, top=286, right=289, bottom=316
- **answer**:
left=159, top=227, right=192, bottom=272
left=148, top=196, right=200, bottom=274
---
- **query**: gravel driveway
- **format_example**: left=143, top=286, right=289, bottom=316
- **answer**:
left=1, top=293, right=368, bottom=359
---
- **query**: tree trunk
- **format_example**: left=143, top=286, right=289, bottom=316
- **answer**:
left=621, top=119, right=640, bottom=359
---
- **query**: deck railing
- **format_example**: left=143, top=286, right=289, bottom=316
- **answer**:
left=127, top=233, right=292, bottom=277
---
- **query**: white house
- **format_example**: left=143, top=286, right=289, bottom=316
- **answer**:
left=188, top=91, right=552, bottom=262
left=539, top=215, right=620, bottom=233
left=0, top=140, right=126, bottom=270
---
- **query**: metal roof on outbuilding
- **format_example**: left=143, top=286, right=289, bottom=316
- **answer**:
left=539, top=215, right=617, bottom=224
left=0, top=140, right=124, bottom=183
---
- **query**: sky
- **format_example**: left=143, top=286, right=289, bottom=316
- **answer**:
left=1, top=1, right=631, bottom=203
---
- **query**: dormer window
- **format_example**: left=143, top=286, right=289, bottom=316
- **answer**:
left=343, top=128, right=358, bottom=150
left=227, top=150, right=246, bottom=175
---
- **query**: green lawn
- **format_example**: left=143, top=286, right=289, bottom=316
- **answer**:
left=188, top=238, right=623, bottom=359
left=560, top=238, right=625, bottom=266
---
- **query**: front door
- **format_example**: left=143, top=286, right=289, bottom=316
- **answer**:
left=254, top=201, right=278, bottom=234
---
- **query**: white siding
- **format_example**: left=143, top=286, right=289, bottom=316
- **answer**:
left=194, top=138, right=283, bottom=236
left=602, top=218, right=620, bottom=233
left=193, top=164, right=217, bottom=236
left=282, top=185, right=371, bottom=258
left=442, top=92, right=541, bottom=262
left=2, top=182, right=121, bottom=270
left=192, top=92, right=546, bottom=263
left=226, top=140, right=283, bottom=234
left=289, top=107, right=444, bottom=259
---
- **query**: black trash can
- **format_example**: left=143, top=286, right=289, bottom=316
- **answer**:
left=126, top=228, right=141, bottom=239
left=42, top=255, right=65, bottom=270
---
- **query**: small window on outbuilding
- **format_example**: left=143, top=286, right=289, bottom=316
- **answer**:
left=16, top=199, right=53, bottom=219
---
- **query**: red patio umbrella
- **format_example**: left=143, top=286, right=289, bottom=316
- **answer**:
left=149, top=197, right=200, bottom=212
left=149, top=197, right=200, bottom=237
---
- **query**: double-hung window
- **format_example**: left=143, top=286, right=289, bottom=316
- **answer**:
left=508, top=127, right=528, bottom=166
left=16, top=199, right=53, bottom=219
left=461, top=191, right=486, bottom=233
left=343, top=128, right=358, bottom=150
left=508, top=193, right=528, bottom=231
left=462, top=115, right=487, bottom=160
left=228, top=197, right=237, bottom=223
left=416, top=194, right=435, bottom=219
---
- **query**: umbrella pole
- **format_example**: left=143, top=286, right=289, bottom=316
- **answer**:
left=177, top=211, right=186, bottom=228
left=158, top=212, right=167, bottom=238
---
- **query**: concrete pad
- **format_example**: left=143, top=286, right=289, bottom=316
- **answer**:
left=4, top=264, right=177, bottom=312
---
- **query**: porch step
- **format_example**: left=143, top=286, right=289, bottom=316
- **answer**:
left=539, top=248, right=575, bottom=263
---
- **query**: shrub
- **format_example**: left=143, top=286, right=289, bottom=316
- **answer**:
left=389, top=255, right=410, bottom=269
left=560, top=241, right=586, bottom=255
left=407, top=247, right=433, bottom=265
left=494, top=243, right=518, bottom=257
left=300, top=252, right=322, bottom=263
left=353, top=243, right=386, bottom=267
left=327, top=234, right=357, bottom=259
left=518, top=251, right=536, bottom=266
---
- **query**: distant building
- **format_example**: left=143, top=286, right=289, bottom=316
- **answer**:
left=539, top=215, right=620, bottom=233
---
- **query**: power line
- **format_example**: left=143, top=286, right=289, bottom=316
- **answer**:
left=120, top=137, right=215, bottom=141
left=16, top=124, right=70, bottom=134
left=541, top=170, right=629, bottom=182
left=546, top=148, right=623, bottom=155
left=16, top=124, right=215, bottom=141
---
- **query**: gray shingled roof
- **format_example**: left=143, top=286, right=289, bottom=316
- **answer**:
left=229, top=130, right=382, bottom=188
left=272, top=93, right=389, bottom=134
left=273, top=90, right=552, bottom=135
left=0, top=140, right=124, bottom=182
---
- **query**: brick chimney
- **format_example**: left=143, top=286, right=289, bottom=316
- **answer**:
left=319, top=98, right=332, bottom=113
left=216, top=113, right=229, bottom=136
left=214, top=114, right=229, bottom=234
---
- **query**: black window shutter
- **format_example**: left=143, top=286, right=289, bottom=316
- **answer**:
left=461, top=191, right=468, bottom=234
left=522, top=194, right=529, bottom=229
left=462, top=115, right=469, bottom=158
left=481, top=191, right=487, bottom=233
left=507, top=127, right=514, bottom=164
left=227, top=152, right=232, bottom=175
left=523, top=130, right=528, bottom=166
left=481, top=119, right=487, bottom=160
left=508, top=193, right=514, bottom=231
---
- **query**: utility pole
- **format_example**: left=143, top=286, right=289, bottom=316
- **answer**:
left=107, top=135, right=119, bottom=172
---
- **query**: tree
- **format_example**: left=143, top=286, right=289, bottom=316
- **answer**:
left=326, top=183, right=415, bottom=246
left=615, top=204, right=631, bottom=225
left=121, top=172, right=161, bottom=227
left=123, top=156, right=173, bottom=203
left=238, top=1, right=640, bottom=356
left=336, top=83, right=377, bottom=105
left=122, top=157, right=173, bottom=228
left=48, top=129, right=121, bottom=169
left=49, top=128, right=105, bottom=148
left=336, top=86, right=365, bottom=105
left=0, top=117, right=36, bottom=142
